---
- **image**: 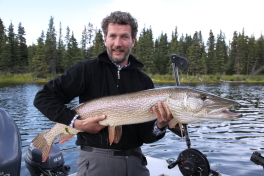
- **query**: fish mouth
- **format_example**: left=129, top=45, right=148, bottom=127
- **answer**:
left=221, top=103, right=242, bottom=118
left=207, top=103, right=242, bottom=119
left=221, top=109, right=242, bottom=118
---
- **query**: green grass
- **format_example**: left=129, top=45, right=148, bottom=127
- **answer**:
left=149, top=74, right=264, bottom=83
left=0, top=73, right=60, bottom=83
left=0, top=73, right=263, bottom=83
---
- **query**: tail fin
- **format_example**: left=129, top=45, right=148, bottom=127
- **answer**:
left=31, top=123, right=71, bottom=162
left=31, top=130, right=57, bottom=162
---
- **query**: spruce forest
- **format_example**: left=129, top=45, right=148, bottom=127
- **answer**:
left=0, top=17, right=264, bottom=79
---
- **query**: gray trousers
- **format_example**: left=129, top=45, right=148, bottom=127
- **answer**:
left=77, top=147, right=150, bottom=176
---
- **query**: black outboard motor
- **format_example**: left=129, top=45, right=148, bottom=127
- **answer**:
left=0, top=109, right=22, bottom=176
left=250, top=151, right=264, bottom=169
left=25, top=143, right=70, bottom=176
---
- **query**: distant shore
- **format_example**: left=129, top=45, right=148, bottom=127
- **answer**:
left=0, top=73, right=263, bottom=84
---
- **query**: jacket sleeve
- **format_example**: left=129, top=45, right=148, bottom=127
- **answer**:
left=33, top=61, right=89, bottom=125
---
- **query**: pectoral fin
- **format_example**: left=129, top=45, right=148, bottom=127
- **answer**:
left=108, top=126, right=123, bottom=145
left=114, top=126, right=122, bottom=144
left=58, top=134, right=75, bottom=144
left=168, top=117, right=179, bottom=128
left=168, top=118, right=184, bottom=137
left=178, top=123, right=183, bottom=137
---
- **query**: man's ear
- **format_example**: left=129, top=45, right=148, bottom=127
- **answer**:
left=132, top=37, right=136, bottom=47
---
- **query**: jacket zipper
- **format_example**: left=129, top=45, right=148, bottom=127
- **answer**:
left=118, top=70, right=120, bottom=79
left=117, top=70, right=120, bottom=87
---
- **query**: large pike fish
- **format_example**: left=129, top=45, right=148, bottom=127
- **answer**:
left=32, top=86, right=242, bottom=162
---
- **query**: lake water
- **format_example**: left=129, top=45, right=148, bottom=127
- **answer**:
left=0, top=82, right=263, bottom=176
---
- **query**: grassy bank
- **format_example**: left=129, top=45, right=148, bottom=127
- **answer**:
left=149, top=74, right=264, bottom=83
left=0, top=73, right=264, bottom=84
left=0, top=73, right=57, bottom=83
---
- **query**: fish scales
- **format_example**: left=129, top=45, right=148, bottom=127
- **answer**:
left=75, top=88, right=172, bottom=126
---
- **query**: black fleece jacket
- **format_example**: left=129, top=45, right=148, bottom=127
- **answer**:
left=34, top=51, right=165, bottom=150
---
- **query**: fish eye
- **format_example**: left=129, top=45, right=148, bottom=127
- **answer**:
left=201, top=95, right=207, bottom=101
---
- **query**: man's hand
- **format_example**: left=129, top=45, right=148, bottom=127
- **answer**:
left=73, top=115, right=107, bottom=133
left=152, top=101, right=173, bottom=129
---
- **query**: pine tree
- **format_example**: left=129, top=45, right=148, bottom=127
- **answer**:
left=198, top=31, right=206, bottom=74
left=1, top=22, right=17, bottom=71
left=153, top=39, right=163, bottom=75
left=27, top=43, right=37, bottom=71
left=134, top=27, right=147, bottom=70
left=226, top=31, right=238, bottom=75
left=215, top=30, right=228, bottom=74
left=45, top=16, right=58, bottom=74
left=90, top=29, right=105, bottom=58
left=65, top=26, right=71, bottom=49
left=168, top=27, right=179, bottom=75
left=177, top=34, right=186, bottom=57
left=170, top=27, right=179, bottom=54
left=254, top=34, right=264, bottom=74
left=188, top=32, right=201, bottom=76
left=87, top=22, right=94, bottom=46
left=86, top=22, right=94, bottom=59
left=135, top=27, right=154, bottom=73
left=31, top=31, right=49, bottom=77
left=0, top=18, right=6, bottom=71
left=17, top=22, right=28, bottom=68
left=154, top=32, right=169, bottom=75
left=57, top=22, right=65, bottom=73
left=234, top=35, right=244, bottom=74
left=234, top=30, right=248, bottom=74
left=206, top=30, right=215, bottom=74
left=81, top=25, right=88, bottom=59
left=63, top=32, right=84, bottom=71
left=246, top=36, right=258, bottom=75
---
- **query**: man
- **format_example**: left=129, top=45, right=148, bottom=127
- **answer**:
left=34, top=11, right=173, bottom=176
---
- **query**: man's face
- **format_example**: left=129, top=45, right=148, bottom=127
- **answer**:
left=104, top=23, right=136, bottom=66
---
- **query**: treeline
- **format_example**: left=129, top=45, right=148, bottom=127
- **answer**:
left=0, top=17, right=263, bottom=78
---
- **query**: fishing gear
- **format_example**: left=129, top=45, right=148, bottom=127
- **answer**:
left=168, top=54, right=221, bottom=176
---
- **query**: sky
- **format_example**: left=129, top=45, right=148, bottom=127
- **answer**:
left=0, top=0, right=263, bottom=45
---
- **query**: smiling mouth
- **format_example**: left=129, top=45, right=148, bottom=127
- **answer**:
left=113, top=49, right=124, bottom=53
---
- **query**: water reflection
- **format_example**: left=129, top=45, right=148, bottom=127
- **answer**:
left=0, top=82, right=263, bottom=176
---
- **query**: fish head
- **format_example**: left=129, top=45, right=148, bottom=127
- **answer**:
left=167, top=86, right=242, bottom=124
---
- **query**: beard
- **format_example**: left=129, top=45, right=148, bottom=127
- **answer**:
left=106, top=46, right=132, bottom=64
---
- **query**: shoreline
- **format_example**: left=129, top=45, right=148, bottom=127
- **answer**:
left=0, top=73, right=263, bottom=84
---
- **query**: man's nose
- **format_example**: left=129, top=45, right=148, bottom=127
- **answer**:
left=114, top=37, right=122, bottom=46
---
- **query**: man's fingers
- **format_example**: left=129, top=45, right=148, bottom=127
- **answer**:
left=152, top=106, right=160, bottom=117
left=94, top=115, right=106, bottom=121
left=86, top=115, right=106, bottom=123
left=79, top=115, right=107, bottom=133
left=164, top=102, right=173, bottom=119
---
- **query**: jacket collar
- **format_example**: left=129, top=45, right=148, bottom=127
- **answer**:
left=98, top=50, right=144, bottom=68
